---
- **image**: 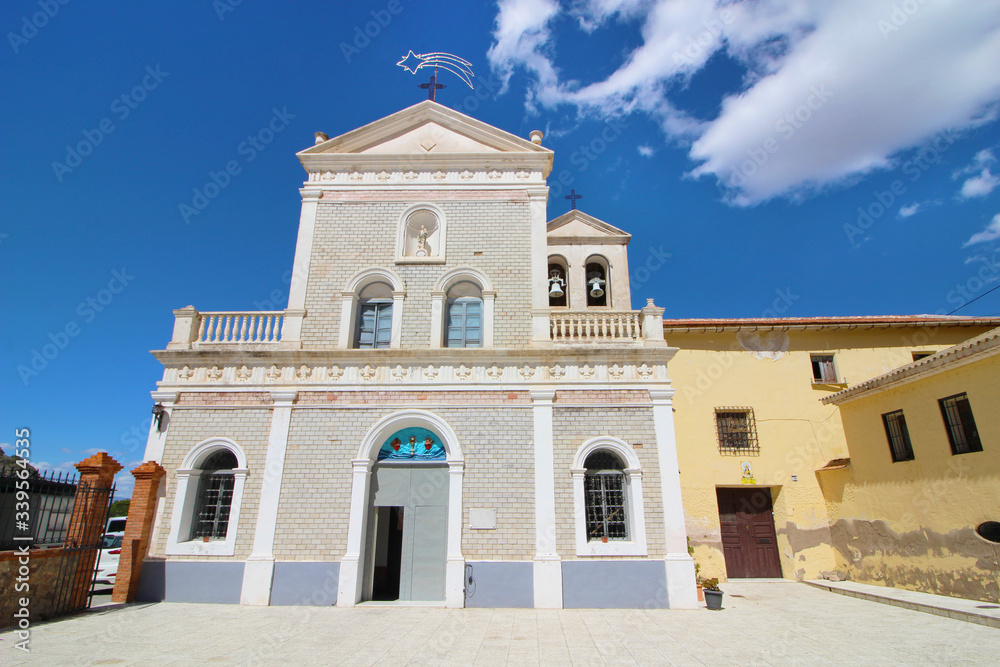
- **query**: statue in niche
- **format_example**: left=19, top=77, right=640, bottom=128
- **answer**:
left=403, top=210, right=439, bottom=258
left=416, top=225, right=428, bottom=257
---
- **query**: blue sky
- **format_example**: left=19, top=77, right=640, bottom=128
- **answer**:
left=3, top=0, right=1000, bottom=493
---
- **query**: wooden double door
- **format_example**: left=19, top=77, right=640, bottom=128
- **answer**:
left=717, top=487, right=782, bottom=579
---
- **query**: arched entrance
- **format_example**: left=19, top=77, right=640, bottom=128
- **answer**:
left=338, top=410, right=465, bottom=607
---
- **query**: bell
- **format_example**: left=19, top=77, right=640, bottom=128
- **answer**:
left=549, top=280, right=564, bottom=298
left=589, top=277, right=605, bottom=298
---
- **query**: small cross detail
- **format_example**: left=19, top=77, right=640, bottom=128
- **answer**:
left=565, top=189, right=582, bottom=210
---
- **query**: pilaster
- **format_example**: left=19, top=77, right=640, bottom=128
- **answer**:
left=531, top=389, right=563, bottom=608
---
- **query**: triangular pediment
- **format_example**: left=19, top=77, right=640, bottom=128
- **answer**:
left=299, top=101, right=551, bottom=165
left=547, top=209, right=631, bottom=244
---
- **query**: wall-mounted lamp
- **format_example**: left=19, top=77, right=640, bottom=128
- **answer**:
left=152, top=403, right=166, bottom=432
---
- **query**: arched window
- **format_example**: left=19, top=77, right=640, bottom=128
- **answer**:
left=166, top=438, right=249, bottom=556
left=571, top=437, right=647, bottom=556
left=547, top=256, right=568, bottom=307
left=190, top=449, right=238, bottom=540
left=584, top=451, right=628, bottom=541
left=445, top=281, right=483, bottom=348
left=430, top=267, right=495, bottom=349
left=585, top=256, right=609, bottom=307
left=355, top=281, right=394, bottom=349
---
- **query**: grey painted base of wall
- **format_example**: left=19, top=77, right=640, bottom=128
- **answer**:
left=562, top=560, right=668, bottom=609
left=136, top=558, right=669, bottom=608
left=137, top=560, right=244, bottom=604
left=271, top=562, right=340, bottom=606
left=465, top=561, right=534, bottom=608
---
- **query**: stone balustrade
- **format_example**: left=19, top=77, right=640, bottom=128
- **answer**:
left=167, top=307, right=305, bottom=350
left=550, top=300, right=667, bottom=346
left=550, top=311, right=642, bottom=342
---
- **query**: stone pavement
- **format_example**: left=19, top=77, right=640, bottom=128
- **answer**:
left=2, top=581, right=998, bottom=665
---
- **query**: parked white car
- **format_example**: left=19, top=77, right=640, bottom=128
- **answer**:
left=93, top=532, right=123, bottom=587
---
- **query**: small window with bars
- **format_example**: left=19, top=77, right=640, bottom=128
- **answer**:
left=811, top=354, right=839, bottom=383
left=191, top=449, right=238, bottom=540
left=881, top=410, right=915, bottom=462
left=715, top=407, right=759, bottom=454
left=584, top=451, right=628, bottom=541
left=939, top=393, right=982, bottom=455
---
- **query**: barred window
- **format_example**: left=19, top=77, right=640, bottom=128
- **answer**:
left=715, top=407, right=759, bottom=454
left=882, top=410, right=915, bottom=462
left=584, top=451, right=628, bottom=541
left=939, top=393, right=982, bottom=455
left=191, top=449, right=237, bottom=540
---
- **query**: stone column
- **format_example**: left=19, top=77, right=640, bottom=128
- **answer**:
left=112, top=461, right=166, bottom=603
left=531, top=389, right=563, bottom=608
left=528, top=187, right=552, bottom=342
left=240, top=390, right=296, bottom=606
left=650, top=389, right=698, bottom=609
left=67, top=453, right=122, bottom=610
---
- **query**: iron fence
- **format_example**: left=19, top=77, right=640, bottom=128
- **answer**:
left=0, top=466, right=78, bottom=550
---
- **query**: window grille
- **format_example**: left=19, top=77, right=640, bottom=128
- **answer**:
left=881, top=410, right=915, bottom=462
left=939, top=393, right=982, bottom=455
left=445, top=298, right=482, bottom=348
left=584, top=452, right=628, bottom=541
left=715, top=407, right=759, bottom=454
left=356, top=301, right=393, bottom=349
left=811, top=354, right=838, bottom=382
left=191, top=450, right=237, bottom=540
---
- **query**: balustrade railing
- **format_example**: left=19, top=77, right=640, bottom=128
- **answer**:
left=196, top=311, right=284, bottom=345
left=550, top=311, right=643, bottom=342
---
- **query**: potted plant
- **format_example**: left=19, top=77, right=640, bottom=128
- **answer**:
left=695, top=565, right=704, bottom=601
left=702, top=578, right=723, bottom=610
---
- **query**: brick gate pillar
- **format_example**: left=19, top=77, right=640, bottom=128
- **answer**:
left=112, top=461, right=166, bottom=602
left=67, top=453, right=122, bottom=610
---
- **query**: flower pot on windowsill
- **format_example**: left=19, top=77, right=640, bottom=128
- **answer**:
left=202, top=536, right=210, bottom=543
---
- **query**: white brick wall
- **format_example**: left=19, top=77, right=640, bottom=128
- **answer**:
left=301, top=199, right=534, bottom=348
left=150, top=408, right=273, bottom=561
left=552, top=406, right=665, bottom=559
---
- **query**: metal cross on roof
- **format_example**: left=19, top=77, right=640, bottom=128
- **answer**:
left=419, top=69, right=446, bottom=101
left=565, top=189, right=582, bottom=210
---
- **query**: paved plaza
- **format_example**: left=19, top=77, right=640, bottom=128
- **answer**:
left=2, top=582, right=999, bottom=665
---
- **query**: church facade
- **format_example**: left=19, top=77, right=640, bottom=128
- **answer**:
left=135, top=101, right=1000, bottom=608
left=139, top=101, right=697, bottom=609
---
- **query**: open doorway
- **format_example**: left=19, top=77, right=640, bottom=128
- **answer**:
left=371, top=506, right=404, bottom=601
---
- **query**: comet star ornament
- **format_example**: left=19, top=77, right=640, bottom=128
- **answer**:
left=397, top=51, right=475, bottom=101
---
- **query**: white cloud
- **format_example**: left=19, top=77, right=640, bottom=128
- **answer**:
left=898, top=203, right=921, bottom=218
left=60, top=447, right=73, bottom=455
left=638, top=145, right=655, bottom=157
left=964, top=213, right=1000, bottom=246
left=488, top=0, right=1000, bottom=205
left=959, top=169, right=1000, bottom=199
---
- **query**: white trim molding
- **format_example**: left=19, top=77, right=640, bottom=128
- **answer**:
left=165, top=437, right=249, bottom=557
left=338, top=267, right=406, bottom=349
left=338, top=410, right=465, bottom=608
left=430, top=266, right=496, bottom=349
left=571, top=436, right=648, bottom=557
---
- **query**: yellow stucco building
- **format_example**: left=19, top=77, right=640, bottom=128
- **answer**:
left=821, top=327, right=1000, bottom=602
left=664, top=316, right=1000, bottom=601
